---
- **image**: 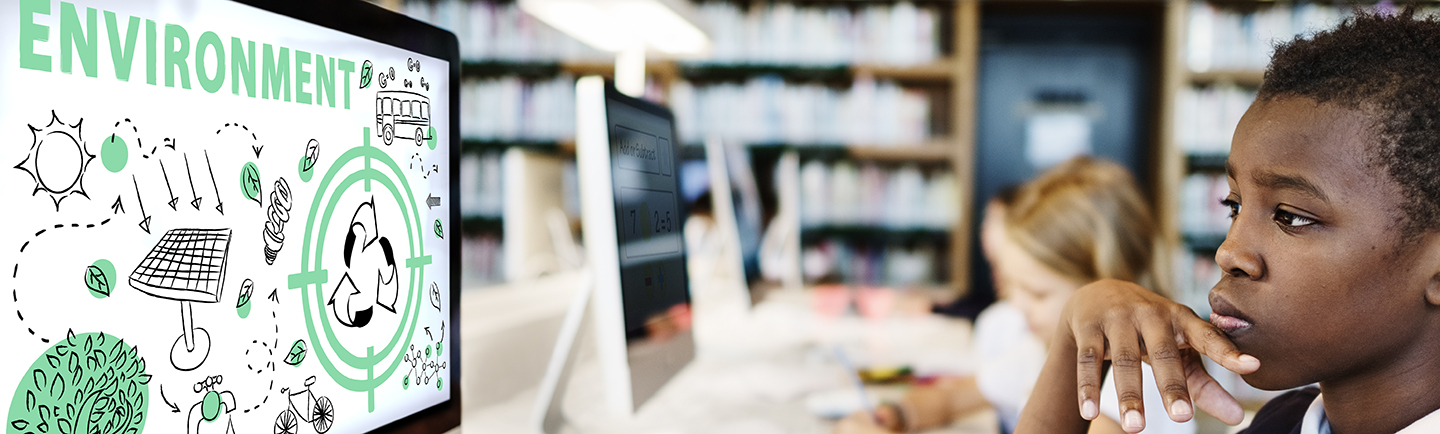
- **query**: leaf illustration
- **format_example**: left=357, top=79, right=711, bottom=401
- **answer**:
left=284, top=340, right=308, bottom=366
left=359, top=60, right=374, bottom=89
left=237, top=279, right=254, bottom=308
left=84, top=265, right=110, bottom=297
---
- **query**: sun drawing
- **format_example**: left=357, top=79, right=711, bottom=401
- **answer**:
left=15, top=111, right=95, bottom=211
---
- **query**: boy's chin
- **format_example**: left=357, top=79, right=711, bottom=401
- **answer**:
left=1239, top=368, right=1311, bottom=391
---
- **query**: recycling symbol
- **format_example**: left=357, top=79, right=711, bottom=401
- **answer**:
left=327, top=198, right=400, bottom=328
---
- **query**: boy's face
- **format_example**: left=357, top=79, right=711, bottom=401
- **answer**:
left=1212, top=97, right=1440, bottom=390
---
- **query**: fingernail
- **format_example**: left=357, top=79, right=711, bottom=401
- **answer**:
left=1082, top=400, right=1098, bottom=419
left=1239, top=354, right=1260, bottom=367
left=1170, top=400, right=1193, bottom=419
left=1125, top=410, right=1144, bottom=432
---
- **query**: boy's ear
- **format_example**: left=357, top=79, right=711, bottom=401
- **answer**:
left=1424, top=234, right=1440, bottom=307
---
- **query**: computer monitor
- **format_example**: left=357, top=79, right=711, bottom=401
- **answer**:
left=0, top=0, right=460, bottom=433
left=534, top=77, right=694, bottom=431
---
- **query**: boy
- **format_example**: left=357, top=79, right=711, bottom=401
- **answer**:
left=1016, top=8, right=1440, bottom=434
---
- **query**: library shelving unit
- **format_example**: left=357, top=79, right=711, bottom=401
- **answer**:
left=392, top=0, right=981, bottom=296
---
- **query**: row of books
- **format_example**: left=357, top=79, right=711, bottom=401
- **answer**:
left=460, top=75, right=577, bottom=142
left=799, top=160, right=958, bottom=230
left=1173, top=84, right=1255, bottom=155
left=402, top=0, right=609, bottom=62
left=670, top=76, right=931, bottom=146
left=459, top=152, right=505, bottom=218
left=1180, top=172, right=1232, bottom=237
left=1186, top=2, right=1351, bottom=73
left=691, top=1, right=943, bottom=66
left=461, top=235, right=505, bottom=287
left=803, top=239, right=943, bottom=288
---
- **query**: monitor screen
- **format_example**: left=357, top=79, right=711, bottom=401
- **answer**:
left=604, top=85, right=694, bottom=408
left=0, top=0, right=458, bottom=433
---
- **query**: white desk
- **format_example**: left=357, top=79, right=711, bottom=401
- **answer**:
left=458, top=272, right=999, bottom=434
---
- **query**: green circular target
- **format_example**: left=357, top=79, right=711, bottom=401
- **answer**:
left=289, top=128, right=429, bottom=395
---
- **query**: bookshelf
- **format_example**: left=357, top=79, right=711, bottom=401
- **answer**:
left=402, top=0, right=979, bottom=294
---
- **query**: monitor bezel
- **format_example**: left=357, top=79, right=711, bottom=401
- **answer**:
left=229, top=0, right=461, bottom=432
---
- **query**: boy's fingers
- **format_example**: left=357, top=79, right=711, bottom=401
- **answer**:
left=1180, top=316, right=1260, bottom=374
left=1138, top=321, right=1192, bottom=423
left=1103, top=320, right=1146, bottom=434
left=1183, top=356, right=1245, bottom=425
left=1074, top=326, right=1107, bottom=421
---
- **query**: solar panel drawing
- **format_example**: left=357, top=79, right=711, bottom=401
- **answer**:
left=130, top=228, right=234, bottom=371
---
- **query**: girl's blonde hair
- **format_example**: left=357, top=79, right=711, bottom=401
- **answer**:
left=1004, top=157, right=1171, bottom=297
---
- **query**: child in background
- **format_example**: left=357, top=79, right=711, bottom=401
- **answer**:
left=1016, top=9, right=1440, bottom=434
left=837, top=157, right=1189, bottom=434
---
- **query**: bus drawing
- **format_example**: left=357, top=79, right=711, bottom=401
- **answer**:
left=375, top=90, right=432, bottom=146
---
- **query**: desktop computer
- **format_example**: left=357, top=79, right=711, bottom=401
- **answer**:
left=0, top=0, right=460, bottom=432
left=533, top=77, right=695, bottom=433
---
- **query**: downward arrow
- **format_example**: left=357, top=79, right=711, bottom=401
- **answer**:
left=133, top=175, right=151, bottom=234
left=205, top=150, right=224, bottom=215
left=184, top=154, right=202, bottom=211
left=159, top=160, right=178, bottom=210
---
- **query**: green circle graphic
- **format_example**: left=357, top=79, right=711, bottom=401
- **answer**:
left=6, top=332, right=150, bottom=434
left=292, top=138, right=429, bottom=394
left=99, top=135, right=127, bottom=173
left=84, top=259, right=116, bottom=299
left=298, top=157, right=314, bottom=183
left=425, top=127, right=437, bottom=150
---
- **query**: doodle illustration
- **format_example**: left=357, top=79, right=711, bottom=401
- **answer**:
left=377, top=67, right=394, bottom=89
left=299, top=139, right=320, bottom=183
left=132, top=175, right=152, bottom=233
left=84, top=259, right=116, bottom=299
left=425, top=194, right=440, bottom=209
left=205, top=151, right=225, bottom=215
left=420, top=77, right=429, bottom=92
left=5, top=330, right=151, bottom=434
left=401, top=342, right=446, bottom=391
left=241, top=163, right=264, bottom=207
left=289, top=126, right=432, bottom=413
left=100, top=134, right=128, bottom=173
left=264, top=178, right=294, bottom=265
left=428, top=282, right=441, bottom=311
left=15, top=111, right=94, bottom=211
left=111, top=196, right=124, bottom=214
left=237, top=279, right=255, bottom=319
left=375, top=90, right=431, bottom=147
left=129, top=228, right=233, bottom=371
left=285, top=340, right=308, bottom=367
left=359, top=60, right=373, bottom=89
left=408, top=153, right=439, bottom=179
left=433, top=219, right=444, bottom=239
left=327, top=198, right=400, bottom=328
left=10, top=218, right=112, bottom=343
left=406, top=58, right=420, bottom=72
left=187, top=375, right=237, bottom=434
left=160, top=160, right=180, bottom=210
left=214, top=122, right=261, bottom=158
left=185, top=154, right=203, bottom=211
left=274, top=376, right=334, bottom=434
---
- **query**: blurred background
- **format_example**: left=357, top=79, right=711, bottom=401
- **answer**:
left=356, top=1, right=1434, bottom=433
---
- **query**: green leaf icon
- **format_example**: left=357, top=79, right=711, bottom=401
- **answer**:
left=434, top=219, right=444, bottom=239
left=84, top=260, right=115, bottom=299
left=236, top=279, right=254, bottom=309
left=359, top=60, right=374, bottom=89
left=84, top=266, right=110, bottom=298
left=240, top=162, right=262, bottom=205
left=284, top=340, right=307, bottom=366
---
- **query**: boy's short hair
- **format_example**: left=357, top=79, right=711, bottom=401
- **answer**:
left=1259, top=8, right=1440, bottom=239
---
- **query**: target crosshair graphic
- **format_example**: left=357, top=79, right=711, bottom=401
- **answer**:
left=287, top=127, right=432, bottom=413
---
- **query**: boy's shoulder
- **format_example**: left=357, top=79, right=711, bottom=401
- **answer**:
left=1237, top=387, right=1321, bottom=434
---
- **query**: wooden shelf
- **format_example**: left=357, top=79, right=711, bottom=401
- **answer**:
left=461, top=59, right=958, bottom=83
left=746, top=141, right=955, bottom=164
left=1188, top=69, right=1264, bottom=87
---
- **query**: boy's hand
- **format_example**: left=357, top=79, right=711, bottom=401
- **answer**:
left=1064, top=280, right=1260, bottom=431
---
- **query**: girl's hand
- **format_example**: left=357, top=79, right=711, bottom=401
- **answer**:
left=1064, top=280, right=1260, bottom=432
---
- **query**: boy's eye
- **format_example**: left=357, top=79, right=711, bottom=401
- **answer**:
left=1274, top=209, right=1316, bottom=227
left=1221, top=199, right=1240, bottom=219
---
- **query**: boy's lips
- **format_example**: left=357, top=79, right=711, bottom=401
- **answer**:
left=1209, top=294, right=1254, bottom=335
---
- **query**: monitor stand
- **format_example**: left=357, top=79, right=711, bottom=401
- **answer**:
left=531, top=270, right=595, bottom=434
